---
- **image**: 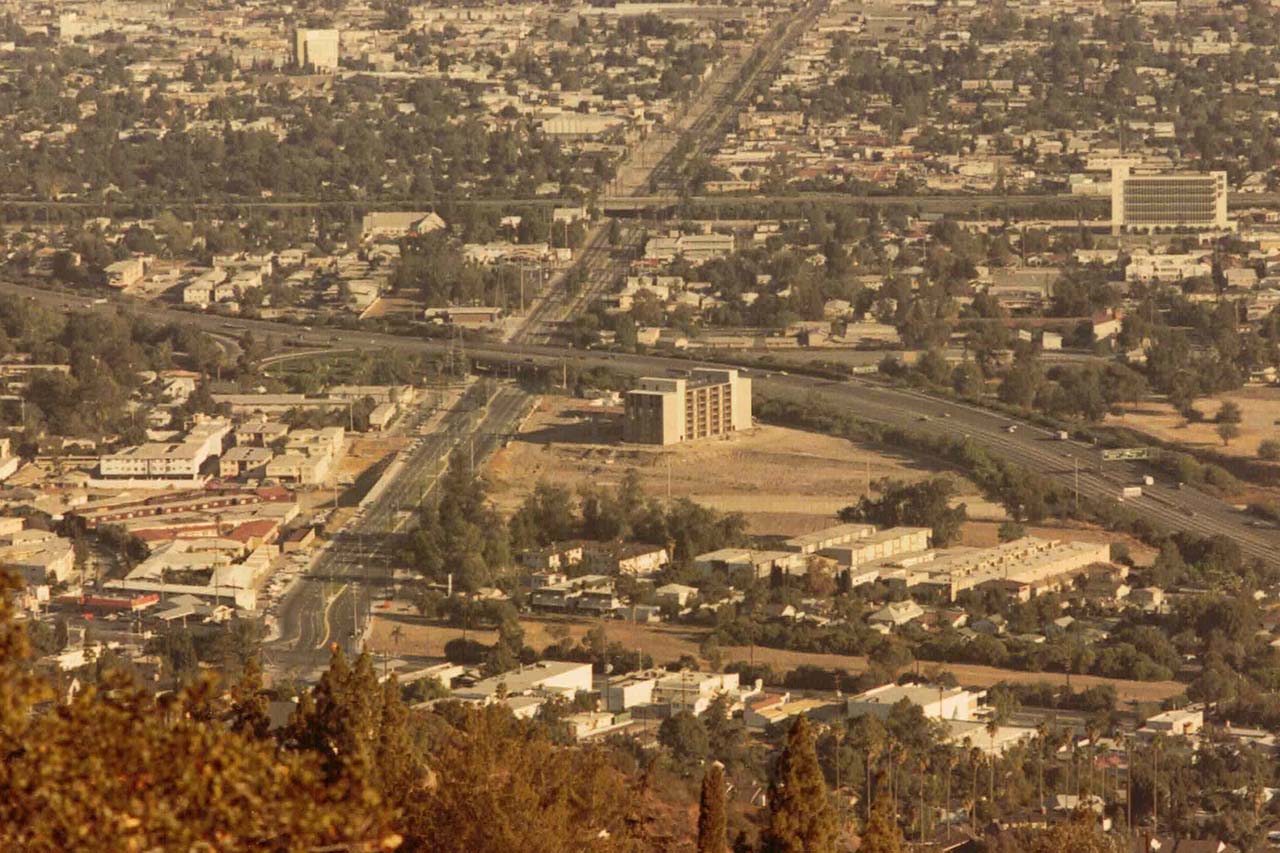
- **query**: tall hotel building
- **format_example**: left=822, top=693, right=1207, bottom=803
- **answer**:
left=623, top=369, right=752, bottom=445
left=1111, top=165, right=1229, bottom=234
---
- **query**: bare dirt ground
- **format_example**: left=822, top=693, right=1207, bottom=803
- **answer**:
left=484, top=396, right=1140, bottom=551
left=484, top=395, right=983, bottom=536
left=368, top=614, right=1184, bottom=704
left=361, top=296, right=425, bottom=320
left=338, top=434, right=409, bottom=483
left=1106, top=387, right=1280, bottom=459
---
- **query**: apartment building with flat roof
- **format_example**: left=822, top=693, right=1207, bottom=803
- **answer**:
left=623, top=368, right=751, bottom=445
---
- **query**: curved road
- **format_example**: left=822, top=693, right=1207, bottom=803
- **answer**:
left=10, top=279, right=1280, bottom=570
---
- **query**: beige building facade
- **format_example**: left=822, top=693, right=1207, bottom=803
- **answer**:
left=623, top=369, right=751, bottom=445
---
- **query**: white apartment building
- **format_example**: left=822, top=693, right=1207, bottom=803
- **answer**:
left=623, top=368, right=752, bottom=445
left=1125, top=250, right=1212, bottom=283
left=99, top=418, right=231, bottom=479
left=293, top=28, right=339, bottom=71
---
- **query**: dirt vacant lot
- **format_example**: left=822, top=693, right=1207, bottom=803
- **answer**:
left=1106, top=387, right=1280, bottom=459
left=484, top=395, right=1146, bottom=552
left=368, top=614, right=1184, bottom=705
left=485, top=395, right=983, bottom=536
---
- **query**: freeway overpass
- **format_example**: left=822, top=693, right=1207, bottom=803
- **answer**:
left=8, top=279, right=1280, bottom=572
left=7, top=189, right=1280, bottom=222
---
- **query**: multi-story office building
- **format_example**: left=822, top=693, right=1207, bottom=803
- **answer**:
left=293, top=29, right=339, bottom=72
left=1111, top=165, right=1229, bottom=233
left=623, top=368, right=752, bottom=445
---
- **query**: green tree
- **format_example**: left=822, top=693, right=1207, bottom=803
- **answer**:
left=1030, top=810, right=1121, bottom=852
left=998, top=521, right=1027, bottom=542
left=0, top=572, right=397, bottom=850
left=761, top=716, right=837, bottom=853
left=697, top=763, right=728, bottom=853
left=659, top=709, right=709, bottom=767
left=1216, top=422, right=1240, bottom=447
left=839, top=478, right=967, bottom=547
left=859, top=798, right=907, bottom=853
left=406, top=703, right=640, bottom=852
left=1260, top=439, right=1280, bottom=461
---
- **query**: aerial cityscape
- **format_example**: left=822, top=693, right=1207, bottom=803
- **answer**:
left=2, top=0, right=1280, bottom=849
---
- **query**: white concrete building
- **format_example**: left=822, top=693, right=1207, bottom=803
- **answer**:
left=293, top=28, right=339, bottom=71
left=99, top=418, right=231, bottom=480
left=847, top=683, right=981, bottom=722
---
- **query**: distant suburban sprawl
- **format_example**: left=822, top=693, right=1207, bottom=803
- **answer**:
left=3, top=0, right=1280, bottom=851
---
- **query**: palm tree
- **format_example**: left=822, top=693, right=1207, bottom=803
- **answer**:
left=944, top=751, right=958, bottom=839
left=918, top=754, right=928, bottom=842
left=1035, top=722, right=1049, bottom=813
left=865, top=741, right=881, bottom=823
left=986, top=718, right=998, bottom=804
left=968, top=745, right=981, bottom=826
left=888, top=742, right=899, bottom=816
left=1084, top=719, right=1101, bottom=798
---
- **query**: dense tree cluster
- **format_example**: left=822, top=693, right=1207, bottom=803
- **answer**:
left=508, top=468, right=748, bottom=564
left=0, top=296, right=228, bottom=441
left=838, top=477, right=967, bottom=548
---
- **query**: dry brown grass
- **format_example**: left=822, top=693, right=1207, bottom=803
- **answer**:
left=1106, top=387, right=1280, bottom=459
left=484, top=395, right=981, bottom=536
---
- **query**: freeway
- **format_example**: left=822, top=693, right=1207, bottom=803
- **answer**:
left=6, top=279, right=1280, bottom=570
left=2, top=191, right=1278, bottom=219
left=266, top=381, right=532, bottom=679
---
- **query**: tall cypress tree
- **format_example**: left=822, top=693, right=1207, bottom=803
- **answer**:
left=698, top=762, right=728, bottom=853
left=761, top=716, right=838, bottom=853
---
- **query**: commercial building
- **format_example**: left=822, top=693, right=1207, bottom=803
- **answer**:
left=902, top=537, right=1112, bottom=602
left=817, top=526, right=933, bottom=569
left=452, top=660, right=594, bottom=718
left=0, top=527, right=76, bottom=586
left=694, top=547, right=807, bottom=581
left=1111, top=165, right=1229, bottom=233
left=1125, top=250, right=1213, bottom=284
left=293, top=28, right=339, bottom=72
left=99, top=417, right=231, bottom=480
left=1140, top=707, right=1204, bottom=739
left=105, top=257, right=147, bottom=288
left=847, top=683, right=981, bottom=722
left=623, top=368, right=751, bottom=445
left=360, top=211, right=444, bottom=240
left=782, top=522, right=877, bottom=555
